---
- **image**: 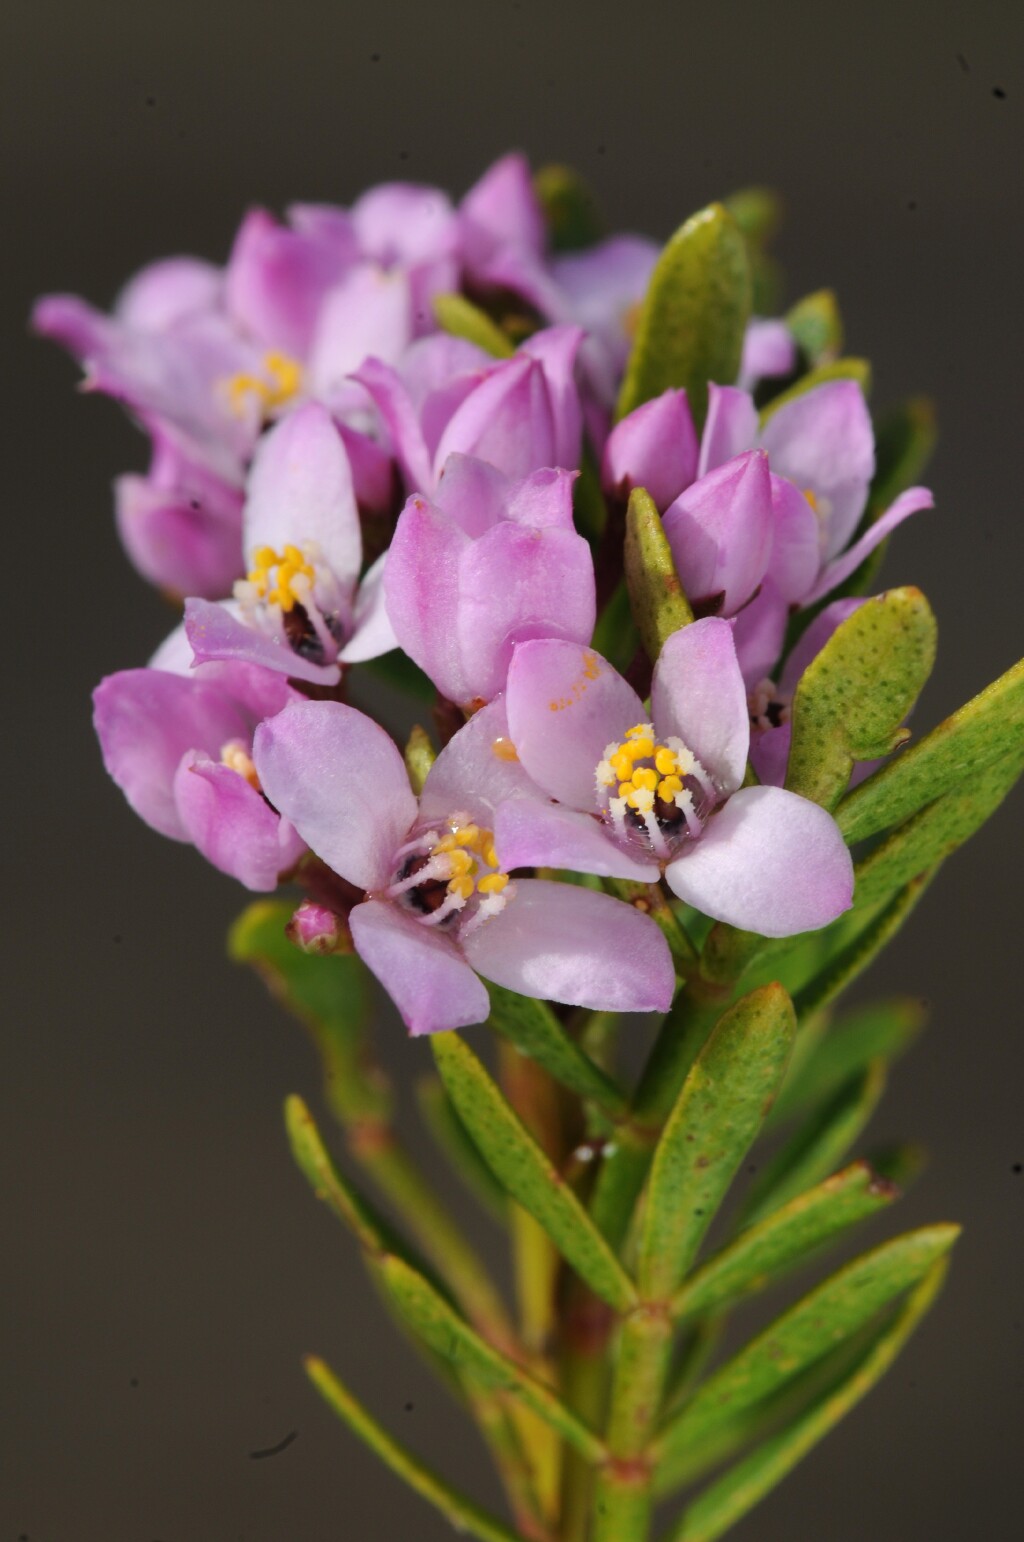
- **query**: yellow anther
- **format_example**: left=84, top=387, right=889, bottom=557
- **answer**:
left=626, top=723, right=653, bottom=740
left=433, top=834, right=457, bottom=854
left=655, top=747, right=678, bottom=776
left=225, top=351, right=303, bottom=419
left=445, top=849, right=475, bottom=877
left=658, top=775, right=683, bottom=801
left=483, top=842, right=499, bottom=869
left=245, top=543, right=315, bottom=613
left=447, top=875, right=475, bottom=901
left=804, top=488, right=819, bottom=513
left=626, top=786, right=655, bottom=813
left=610, top=750, right=635, bottom=782
left=478, top=873, right=509, bottom=895
left=629, top=736, right=655, bottom=761
left=618, top=781, right=636, bottom=801
left=453, top=825, right=482, bottom=849
left=220, top=740, right=260, bottom=788
left=254, top=546, right=278, bottom=570
left=630, top=766, right=658, bottom=793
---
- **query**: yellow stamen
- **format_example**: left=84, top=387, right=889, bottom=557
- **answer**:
left=658, top=775, right=683, bottom=800
left=447, top=875, right=475, bottom=901
left=220, top=741, right=260, bottom=789
left=245, top=543, right=316, bottom=613
left=630, top=766, right=658, bottom=793
left=225, top=351, right=303, bottom=419
left=655, top=746, right=678, bottom=776
left=478, top=873, right=509, bottom=895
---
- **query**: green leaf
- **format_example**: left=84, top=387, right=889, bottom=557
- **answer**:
left=416, top=1077, right=507, bottom=1218
left=772, top=998, right=925, bottom=1126
left=404, top=724, right=436, bottom=796
left=305, top=1356, right=525, bottom=1542
left=637, top=985, right=796, bottom=1300
left=230, top=902, right=388, bottom=1127
left=591, top=578, right=640, bottom=675
left=673, top=1160, right=899, bottom=1321
left=785, top=588, right=937, bottom=811
left=740, top=1064, right=886, bottom=1227
left=624, top=486, right=694, bottom=663
left=617, top=203, right=752, bottom=429
left=362, top=647, right=436, bottom=701
left=723, top=187, right=782, bottom=247
left=759, top=357, right=871, bottom=424
left=654, top=1225, right=959, bottom=1490
left=485, top=983, right=628, bottom=1121
left=663, top=1256, right=951, bottom=1540
left=377, top=1254, right=606, bottom=1463
left=785, top=289, right=843, bottom=366
left=432, top=1033, right=637, bottom=1311
left=869, top=396, right=937, bottom=517
left=574, top=447, right=609, bottom=546
left=433, top=293, right=515, bottom=357
left=534, top=162, right=603, bottom=252
left=838, top=657, right=1024, bottom=844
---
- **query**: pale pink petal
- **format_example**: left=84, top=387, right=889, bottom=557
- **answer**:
left=665, top=785, right=854, bottom=936
left=748, top=723, right=792, bottom=788
left=651, top=618, right=750, bottom=794
left=350, top=899, right=490, bottom=1036
left=494, top=800, right=659, bottom=882
left=601, top=390, right=699, bottom=511
left=760, top=380, right=875, bottom=560
left=433, top=355, right=555, bottom=482
left=518, top=325, right=585, bottom=472
left=505, top=467, right=579, bottom=530
left=802, top=486, right=934, bottom=605
left=768, top=474, right=821, bottom=602
left=307, top=264, right=413, bottom=398
left=662, top=450, right=773, bottom=614
left=352, top=356, right=434, bottom=493
left=730, top=581, right=789, bottom=687
left=253, top=701, right=416, bottom=892
left=460, top=153, right=546, bottom=267
left=173, top=752, right=305, bottom=890
left=383, top=496, right=472, bottom=703
left=505, top=640, right=646, bottom=810
left=224, top=207, right=349, bottom=357
left=419, top=699, right=539, bottom=829
left=698, top=385, right=759, bottom=476
left=115, top=257, right=222, bottom=329
left=351, top=184, right=458, bottom=268
left=184, top=597, right=341, bottom=687
left=462, top=879, right=674, bottom=1013
left=434, top=454, right=512, bottom=536
left=738, top=319, right=796, bottom=391
left=114, top=473, right=243, bottom=600
left=339, top=553, right=399, bottom=664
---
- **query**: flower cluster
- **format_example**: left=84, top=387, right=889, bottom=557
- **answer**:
left=36, top=157, right=939, bottom=1038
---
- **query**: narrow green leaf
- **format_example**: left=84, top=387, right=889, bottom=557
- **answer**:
left=772, top=998, right=925, bottom=1126
left=838, top=656, right=1024, bottom=844
left=486, top=983, right=628, bottom=1120
left=305, top=1356, right=526, bottom=1542
left=665, top=1256, right=951, bottom=1541
left=723, top=187, right=782, bottom=246
left=673, top=1161, right=899, bottom=1321
left=624, top=486, right=694, bottom=663
left=759, top=357, right=871, bottom=423
left=654, top=1225, right=958, bottom=1486
left=404, top=724, right=436, bottom=796
left=433, top=292, right=515, bottom=357
left=416, top=1076, right=507, bottom=1218
left=637, top=984, right=796, bottom=1299
left=432, top=1034, right=638, bottom=1311
left=230, top=902, right=387, bottom=1127
left=785, top=588, right=937, bottom=810
left=851, top=749, right=1024, bottom=910
left=785, top=289, right=842, bottom=366
left=869, top=396, right=938, bottom=517
left=285, top=1094, right=410, bottom=1260
left=377, top=1254, right=606, bottom=1463
left=534, top=162, right=603, bottom=252
left=617, top=203, right=752, bottom=428
left=740, top=1064, right=887, bottom=1228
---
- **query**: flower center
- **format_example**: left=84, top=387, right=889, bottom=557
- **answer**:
left=225, top=351, right=303, bottom=419
left=233, top=541, right=348, bottom=665
left=595, top=722, right=716, bottom=861
left=220, top=739, right=260, bottom=787
left=386, top=817, right=513, bottom=934
left=748, top=677, right=791, bottom=732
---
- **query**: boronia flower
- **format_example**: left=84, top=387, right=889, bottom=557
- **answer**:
left=383, top=454, right=596, bottom=709
left=495, top=620, right=854, bottom=937
left=93, top=626, right=304, bottom=891
left=252, top=697, right=676, bottom=1035
left=183, top=402, right=397, bottom=687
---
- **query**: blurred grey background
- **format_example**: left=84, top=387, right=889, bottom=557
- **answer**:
left=4, top=1, right=1022, bottom=1538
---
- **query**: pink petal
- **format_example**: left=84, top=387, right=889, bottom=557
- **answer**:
left=461, top=879, right=674, bottom=1013
left=505, top=640, right=646, bottom=810
left=350, top=899, right=490, bottom=1036
left=665, top=785, right=854, bottom=936
left=307, top=264, right=413, bottom=399
left=114, top=473, right=243, bottom=600
left=352, top=356, right=434, bottom=493
left=739, top=319, right=796, bottom=390
left=768, top=474, right=821, bottom=603
left=730, top=580, right=789, bottom=687
left=460, top=153, right=546, bottom=268
left=518, top=326, right=585, bottom=472
left=602, top=390, right=699, bottom=511
left=418, top=699, right=538, bottom=829
left=760, top=380, right=875, bottom=560
left=494, top=799, right=659, bottom=882
left=662, top=449, right=774, bottom=615
left=652, top=618, right=750, bottom=795
left=434, top=454, right=512, bottom=536
left=505, top=467, right=579, bottom=530
left=224, top=207, right=349, bottom=357
left=802, top=486, right=934, bottom=606
left=383, top=496, right=472, bottom=703
left=433, top=354, right=555, bottom=481
left=351, top=183, right=458, bottom=268
left=173, top=752, right=304, bottom=890
left=339, top=553, right=399, bottom=664
left=115, top=257, right=222, bottom=330
left=748, top=723, right=792, bottom=788
left=184, top=597, right=341, bottom=687
left=698, top=385, right=759, bottom=476
left=253, top=701, right=417, bottom=893
left=243, top=402, right=361, bottom=591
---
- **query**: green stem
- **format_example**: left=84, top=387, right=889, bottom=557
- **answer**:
left=306, top=1356, right=528, bottom=1542
left=592, top=1307, right=675, bottom=1542
left=558, top=1281, right=616, bottom=1541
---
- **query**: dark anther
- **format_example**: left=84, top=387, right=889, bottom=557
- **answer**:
left=398, top=854, right=450, bottom=916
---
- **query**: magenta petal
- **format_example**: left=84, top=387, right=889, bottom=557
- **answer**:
left=505, top=640, right=646, bottom=810
left=116, top=257, right=222, bottom=329
left=433, top=355, right=554, bottom=482
left=748, top=723, right=792, bottom=788
left=350, top=899, right=490, bottom=1036
left=351, top=183, right=458, bottom=268
left=419, top=699, right=538, bottom=829
left=462, top=879, right=674, bottom=1013
left=601, top=390, right=699, bottom=511
left=336, top=423, right=396, bottom=516
left=505, top=467, right=579, bottom=530
left=94, top=670, right=250, bottom=840
left=652, top=618, right=750, bottom=794
left=243, top=403, right=361, bottom=590
left=518, top=326, right=585, bottom=472
left=665, top=785, right=854, bottom=936
left=461, top=153, right=546, bottom=268
left=224, top=207, right=347, bottom=357
left=173, top=752, right=304, bottom=890
left=456, top=523, right=596, bottom=704
left=730, top=580, right=789, bottom=687
left=383, top=496, right=471, bottom=703
left=698, top=385, right=759, bottom=476
left=339, top=553, right=399, bottom=663
left=115, top=473, right=243, bottom=599
left=663, top=450, right=773, bottom=615
left=768, top=474, right=821, bottom=602
left=803, top=486, right=934, bottom=605
left=494, top=800, right=659, bottom=882
left=253, top=701, right=416, bottom=892
left=760, top=380, right=875, bottom=559
left=184, top=598, right=341, bottom=686
left=434, top=454, right=512, bottom=536
left=352, top=356, right=434, bottom=493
